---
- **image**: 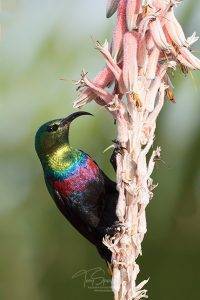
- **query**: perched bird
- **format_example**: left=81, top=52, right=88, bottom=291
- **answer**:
left=35, top=111, right=119, bottom=263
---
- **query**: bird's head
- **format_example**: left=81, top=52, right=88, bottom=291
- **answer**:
left=35, top=111, right=93, bottom=156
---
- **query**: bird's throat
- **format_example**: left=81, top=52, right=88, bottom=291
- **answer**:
left=42, top=144, right=86, bottom=180
left=47, top=144, right=71, bottom=170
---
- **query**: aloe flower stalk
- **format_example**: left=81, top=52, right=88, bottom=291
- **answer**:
left=74, top=0, right=200, bottom=299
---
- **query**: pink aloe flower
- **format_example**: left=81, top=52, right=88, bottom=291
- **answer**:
left=75, top=0, right=200, bottom=112
left=75, top=66, right=114, bottom=107
left=123, top=31, right=138, bottom=92
left=164, top=8, right=186, bottom=47
left=73, top=1, right=200, bottom=298
left=112, top=0, right=127, bottom=59
left=126, top=0, right=142, bottom=31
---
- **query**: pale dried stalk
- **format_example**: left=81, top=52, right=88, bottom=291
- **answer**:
left=74, top=0, right=200, bottom=299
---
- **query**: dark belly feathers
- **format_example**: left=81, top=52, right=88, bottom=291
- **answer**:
left=45, top=152, right=118, bottom=262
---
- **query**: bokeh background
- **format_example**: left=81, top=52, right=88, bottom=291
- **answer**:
left=0, top=1, right=200, bottom=299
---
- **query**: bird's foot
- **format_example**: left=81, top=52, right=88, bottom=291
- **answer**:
left=110, top=140, right=126, bottom=171
left=112, top=139, right=126, bottom=155
left=99, top=221, right=124, bottom=238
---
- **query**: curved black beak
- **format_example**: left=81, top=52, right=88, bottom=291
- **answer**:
left=60, top=111, right=93, bottom=127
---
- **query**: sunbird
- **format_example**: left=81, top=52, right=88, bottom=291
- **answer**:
left=35, top=111, right=119, bottom=263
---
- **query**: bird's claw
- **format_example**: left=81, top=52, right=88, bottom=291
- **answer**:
left=110, top=140, right=126, bottom=171
left=112, top=139, right=126, bottom=153
left=103, top=221, right=125, bottom=237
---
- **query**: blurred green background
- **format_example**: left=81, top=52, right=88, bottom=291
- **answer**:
left=0, top=1, right=200, bottom=299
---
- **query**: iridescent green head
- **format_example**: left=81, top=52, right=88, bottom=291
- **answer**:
left=35, top=111, right=92, bottom=156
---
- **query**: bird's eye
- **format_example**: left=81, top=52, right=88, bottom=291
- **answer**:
left=47, top=124, right=59, bottom=132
